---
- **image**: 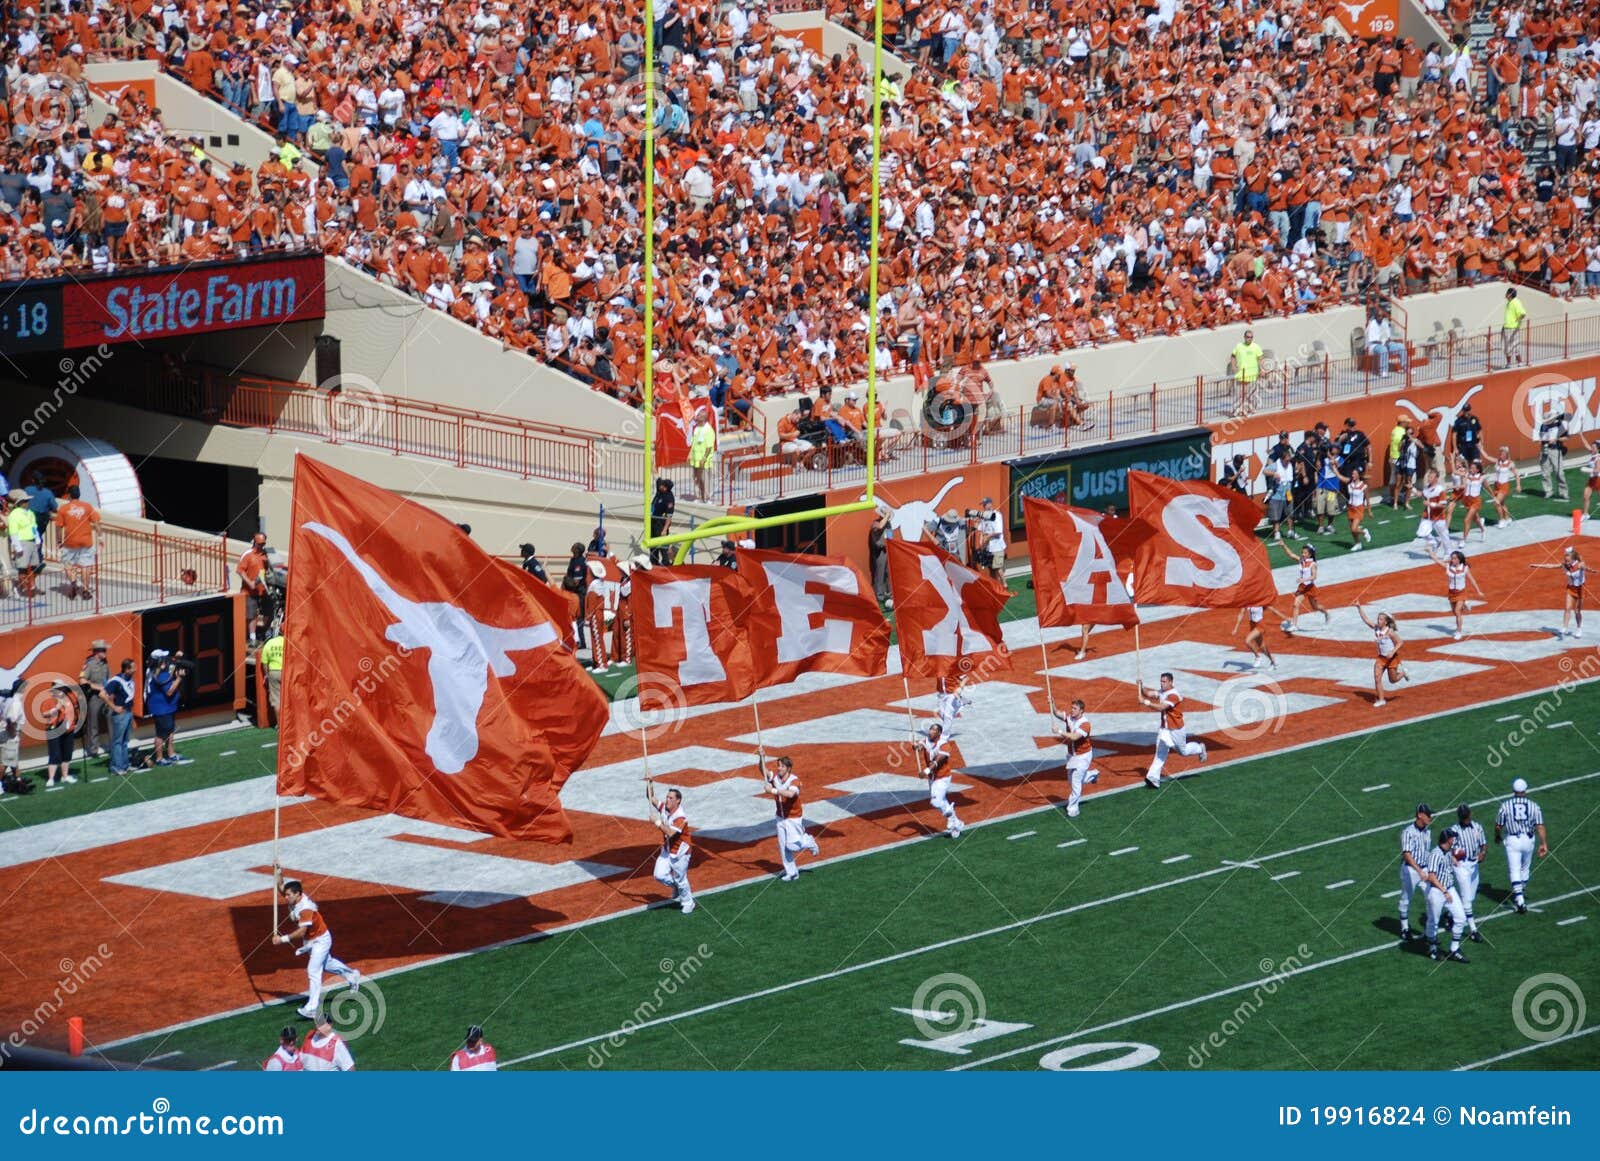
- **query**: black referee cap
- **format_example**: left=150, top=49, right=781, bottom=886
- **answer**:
left=1457, top=803, right=1472, bottom=821
left=1416, top=803, right=1433, bottom=817
left=466, top=1025, right=484, bottom=1046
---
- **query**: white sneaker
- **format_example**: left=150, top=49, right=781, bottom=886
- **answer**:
left=781, top=872, right=799, bottom=882
left=680, top=898, right=696, bottom=915
left=1363, top=528, right=1372, bottom=543
left=1086, top=770, right=1099, bottom=784
left=1577, top=627, right=1585, bottom=639
left=1253, top=655, right=1265, bottom=668
left=1145, top=776, right=1162, bottom=789
left=950, top=825, right=964, bottom=839
left=1350, top=543, right=1363, bottom=552
left=1373, top=699, right=1387, bottom=707
left=1197, top=744, right=1208, bottom=765
left=346, top=971, right=362, bottom=994
left=297, top=1005, right=318, bottom=1019
left=1066, top=805, right=1080, bottom=818
left=61, top=773, right=78, bottom=784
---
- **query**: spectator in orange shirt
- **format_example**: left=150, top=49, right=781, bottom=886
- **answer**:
left=54, top=485, right=100, bottom=602
left=237, top=532, right=270, bottom=645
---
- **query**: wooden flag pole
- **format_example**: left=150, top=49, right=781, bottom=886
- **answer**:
left=1039, top=629, right=1056, bottom=718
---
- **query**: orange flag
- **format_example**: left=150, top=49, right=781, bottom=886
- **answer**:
left=1125, top=471, right=1276, bottom=608
left=277, top=457, right=609, bottom=842
left=886, top=539, right=1012, bottom=679
left=630, top=564, right=760, bottom=707
left=736, top=548, right=890, bottom=687
left=1023, top=497, right=1139, bottom=628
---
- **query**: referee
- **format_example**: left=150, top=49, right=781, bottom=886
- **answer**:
left=1397, top=803, right=1434, bottom=944
left=1422, top=829, right=1470, bottom=964
left=1495, top=778, right=1548, bottom=914
left=1447, top=804, right=1487, bottom=942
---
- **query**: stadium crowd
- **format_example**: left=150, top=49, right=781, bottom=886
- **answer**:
left=5, top=0, right=1600, bottom=413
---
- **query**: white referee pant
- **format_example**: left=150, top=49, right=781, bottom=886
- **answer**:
left=1455, top=859, right=1481, bottom=930
left=776, top=817, right=820, bottom=878
left=1066, top=753, right=1097, bottom=816
left=653, top=848, right=693, bottom=904
left=303, top=933, right=357, bottom=1012
left=1398, top=863, right=1426, bottom=925
left=1148, top=728, right=1202, bottom=781
left=929, top=775, right=963, bottom=833
left=1504, top=834, right=1536, bottom=901
left=1424, top=885, right=1467, bottom=948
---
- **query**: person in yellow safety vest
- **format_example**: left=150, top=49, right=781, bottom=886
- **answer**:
left=689, top=408, right=717, bottom=502
left=259, top=632, right=285, bottom=713
left=6, top=488, right=41, bottom=598
left=877, top=74, right=902, bottom=105
left=1501, top=286, right=1528, bottom=368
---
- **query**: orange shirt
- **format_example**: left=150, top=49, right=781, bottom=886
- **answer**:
left=55, top=499, right=100, bottom=548
left=1159, top=690, right=1185, bottom=732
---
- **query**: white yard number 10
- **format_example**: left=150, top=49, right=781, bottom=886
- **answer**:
left=894, top=1006, right=1159, bottom=1070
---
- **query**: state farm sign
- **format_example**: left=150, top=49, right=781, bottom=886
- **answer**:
left=61, top=254, right=325, bottom=348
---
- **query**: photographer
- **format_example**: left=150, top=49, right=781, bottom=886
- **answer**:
left=1539, top=408, right=1571, bottom=501
left=144, top=650, right=187, bottom=766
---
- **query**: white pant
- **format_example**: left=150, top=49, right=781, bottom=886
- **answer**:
left=303, top=934, right=356, bottom=1012
left=1066, top=753, right=1096, bottom=813
left=929, top=775, right=961, bottom=831
left=1455, top=859, right=1481, bottom=926
left=1398, top=863, right=1426, bottom=922
left=776, top=817, right=819, bottom=877
left=1425, top=885, right=1466, bottom=946
left=1148, top=728, right=1202, bottom=780
left=653, top=848, right=692, bottom=902
left=1504, top=834, right=1536, bottom=897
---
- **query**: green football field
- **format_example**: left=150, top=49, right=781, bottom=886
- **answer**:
left=108, top=683, right=1600, bottom=1072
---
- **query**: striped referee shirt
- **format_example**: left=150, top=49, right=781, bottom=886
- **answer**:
left=1424, top=847, right=1458, bottom=893
left=1450, top=820, right=1487, bottom=861
left=1400, top=822, right=1432, bottom=867
left=1497, top=797, right=1544, bottom=837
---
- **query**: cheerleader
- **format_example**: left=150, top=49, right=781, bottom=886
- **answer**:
left=1530, top=546, right=1586, bottom=638
left=1455, top=458, right=1488, bottom=541
left=1357, top=605, right=1410, bottom=707
left=1273, top=541, right=1329, bottom=631
left=1489, top=445, right=1520, bottom=525
left=1427, top=546, right=1484, bottom=640
left=1233, top=603, right=1294, bottom=668
left=1339, top=466, right=1374, bottom=550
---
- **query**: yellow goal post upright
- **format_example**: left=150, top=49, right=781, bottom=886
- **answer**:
left=640, top=2, right=892, bottom=564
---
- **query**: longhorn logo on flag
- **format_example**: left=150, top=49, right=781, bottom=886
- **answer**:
left=1125, top=471, right=1276, bottom=608
left=886, top=539, right=1012, bottom=679
left=278, top=457, right=608, bottom=842
left=1022, top=497, right=1138, bottom=628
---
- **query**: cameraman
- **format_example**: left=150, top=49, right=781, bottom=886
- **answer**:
left=144, top=650, right=186, bottom=766
left=1539, top=407, right=1571, bottom=501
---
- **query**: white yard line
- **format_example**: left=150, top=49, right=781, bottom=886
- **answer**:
left=1162, top=855, right=1192, bottom=865
left=1271, top=871, right=1301, bottom=882
left=1056, top=839, right=1086, bottom=849
left=1325, top=879, right=1355, bottom=889
left=953, top=884, right=1599, bottom=1071
left=1361, top=784, right=1390, bottom=793
left=1110, top=846, right=1139, bottom=857
left=1556, top=915, right=1588, bottom=927
left=199, top=1060, right=236, bottom=1071
left=1007, top=831, right=1037, bottom=841
left=1454, top=1025, right=1600, bottom=1071
left=1547, top=721, right=1574, bottom=729
left=219, top=751, right=237, bottom=758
